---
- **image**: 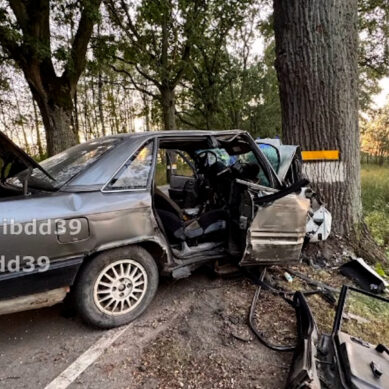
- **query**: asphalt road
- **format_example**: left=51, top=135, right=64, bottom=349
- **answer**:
left=0, top=272, right=290, bottom=389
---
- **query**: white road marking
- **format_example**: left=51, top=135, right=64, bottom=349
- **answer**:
left=44, top=325, right=130, bottom=389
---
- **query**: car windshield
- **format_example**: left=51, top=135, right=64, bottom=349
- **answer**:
left=10, top=138, right=120, bottom=190
left=196, top=147, right=271, bottom=186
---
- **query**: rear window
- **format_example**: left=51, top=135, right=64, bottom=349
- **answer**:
left=15, top=138, right=120, bottom=189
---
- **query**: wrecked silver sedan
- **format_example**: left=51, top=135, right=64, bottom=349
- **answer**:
left=0, top=130, right=328, bottom=328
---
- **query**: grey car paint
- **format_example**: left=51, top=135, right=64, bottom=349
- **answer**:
left=0, top=130, right=310, bottom=315
left=0, top=190, right=166, bottom=264
left=241, top=193, right=310, bottom=266
left=256, top=138, right=332, bottom=243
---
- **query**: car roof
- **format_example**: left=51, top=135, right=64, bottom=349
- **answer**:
left=94, top=129, right=245, bottom=142
left=63, top=130, right=247, bottom=190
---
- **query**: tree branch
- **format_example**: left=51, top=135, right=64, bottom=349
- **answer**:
left=176, top=111, right=205, bottom=130
left=9, top=0, right=29, bottom=31
left=63, top=0, right=102, bottom=86
left=114, top=55, right=161, bottom=88
left=110, top=64, right=158, bottom=98
left=105, top=0, right=156, bottom=62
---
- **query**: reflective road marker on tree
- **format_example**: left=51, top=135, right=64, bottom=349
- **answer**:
left=301, top=150, right=344, bottom=183
left=301, top=150, right=340, bottom=161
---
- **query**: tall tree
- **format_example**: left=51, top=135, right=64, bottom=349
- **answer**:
left=273, top=0, right=385, bottom=261
left=105, top=0, right=203, bottom=131
left=178, top=0, right=257, bottom=131
left=0, top=0, right=101, bottom=155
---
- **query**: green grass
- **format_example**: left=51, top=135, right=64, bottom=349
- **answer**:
left=361, top=164, right=389, bottom=258
left=342, top=289, right=389, bottom=346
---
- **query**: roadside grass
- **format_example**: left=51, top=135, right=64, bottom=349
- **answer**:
left=361, top=164, right=389, bottom=259
left=342, top=289, right=389, bottom=346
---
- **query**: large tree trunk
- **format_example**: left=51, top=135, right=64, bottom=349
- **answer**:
left=0, top=0, right=101, bottom=156
left=273, top=0, right=361, bottom=237
left=28, top=78, right=78, bottom=156
left=44, top=105, right=76, bottom=155
left=160, top=87, right=177, bottom=131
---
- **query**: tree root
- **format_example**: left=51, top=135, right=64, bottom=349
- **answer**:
left=301, top=224, right=387, bottom=270
left=352, top=222, right=388, bottom=266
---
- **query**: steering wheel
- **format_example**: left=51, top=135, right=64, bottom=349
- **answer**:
left=197, top=150, right=219, bottom=169
left=216, top=159, right=242, bottom=177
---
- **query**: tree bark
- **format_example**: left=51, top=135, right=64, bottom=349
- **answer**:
left=13, top=89, right=31, bottom=155
left=97, top=71, right=106, bottom=136
left=160, top=87, right=177, bottom=131
left=0, top=0, right=101, bottom=156
left=32, top=100, right=44, bottom=159
left=273, top=0, right=361, bottom=237
left=28, top=74, right=78, bottom=155
left=73, top=90, right=81, bottom=144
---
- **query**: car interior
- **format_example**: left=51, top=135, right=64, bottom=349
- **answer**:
left=152, top=135, right=273, bottom=261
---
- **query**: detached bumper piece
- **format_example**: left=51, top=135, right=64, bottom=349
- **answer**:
left=340, top=258, right=388, bottom=294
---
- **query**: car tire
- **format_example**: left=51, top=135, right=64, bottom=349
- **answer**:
left=74, top=246, right=159, bottom=329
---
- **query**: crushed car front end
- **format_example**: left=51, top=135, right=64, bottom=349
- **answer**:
left=256, top=138, right=332, bottom=243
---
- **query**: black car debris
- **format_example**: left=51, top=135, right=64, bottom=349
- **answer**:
left=288, top=285, right=389, bottom=389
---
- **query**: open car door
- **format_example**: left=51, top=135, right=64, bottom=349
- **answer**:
left=239, top=179, right=310, bottom=266
left=287, top=285, right=389, bottom=389
left=166, top=150, right=198, bottom=208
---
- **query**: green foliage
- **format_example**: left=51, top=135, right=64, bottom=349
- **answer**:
left=361, top=164, right=389, bottom=255
left=178, top=2, right=281, bottom=137
left=375, top=262, right=387, bottom=278
left=360, top=102, right=389, bottom=165
left=106, top=0, right=202, bottom=85
left=358, top=0, right=389, bottom=110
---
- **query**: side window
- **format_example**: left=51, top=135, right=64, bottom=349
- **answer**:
left=168, top=151, right=194, bottom=177
left=107, top=142, right=154, bottom=190
left=155, top=149, right=168, bottom=187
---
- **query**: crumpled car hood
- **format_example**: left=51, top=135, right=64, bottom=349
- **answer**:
left=0, top=131, right=53, bottom=180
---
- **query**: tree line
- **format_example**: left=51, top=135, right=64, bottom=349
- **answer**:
left=0, top=0, right=387, bottom=158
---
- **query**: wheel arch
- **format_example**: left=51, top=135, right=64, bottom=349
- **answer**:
left=79, top=237, right=170, bottom=276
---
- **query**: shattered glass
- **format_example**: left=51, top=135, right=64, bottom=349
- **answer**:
left=108, top=142, right=154, bottom=190
left=11, top=138, right=120, bottom=189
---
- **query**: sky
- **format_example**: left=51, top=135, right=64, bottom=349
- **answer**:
left=372, top=77, right=389, bottom=108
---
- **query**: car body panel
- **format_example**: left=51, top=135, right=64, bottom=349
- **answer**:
left=287, top=292, right=321, bottom=389
left=0, top=258, right=83, bottom=299
left=0, top=189, right=170, bottom=299
left=240, top=193, right=310, bottom=266
left=257, top=138, right=332, bottom=243
left=0, top=190, right=157, bottom=260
